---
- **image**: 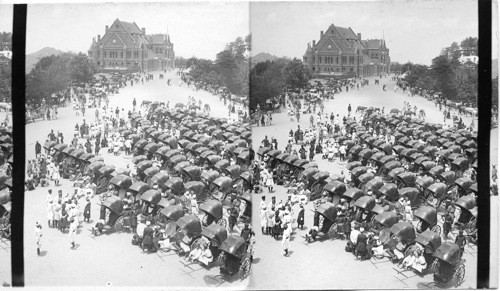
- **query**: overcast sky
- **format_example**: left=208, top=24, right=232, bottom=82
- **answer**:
left=25, top=2, right=248, bottom=59
left=251, top=0, right=478, bottom=65
left=0, top=5, right=13, bottom=33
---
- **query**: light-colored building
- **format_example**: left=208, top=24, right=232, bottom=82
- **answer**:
left=88, top=18, right=174, bottom=72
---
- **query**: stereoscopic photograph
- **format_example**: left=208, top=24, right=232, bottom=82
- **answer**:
left=249, top=0, right=490, bottom=289
left=23, top=2, right=252, bottom=287
left=0, top=0, right=496, bottom=289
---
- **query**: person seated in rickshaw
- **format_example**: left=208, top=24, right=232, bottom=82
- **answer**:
left=388, top=236, right=408, bottom=262
left=91, top=219, right=106, bottom=235
left=290, top=186, right=309, bottom=205
left=399, top=248, right=417, bottom=270
left=305, top=225, right=319, bottom=242
left=367, top=235, right=384, bottom=258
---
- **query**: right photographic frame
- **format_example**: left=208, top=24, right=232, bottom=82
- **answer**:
left=249, top=0, right=490, bottom=289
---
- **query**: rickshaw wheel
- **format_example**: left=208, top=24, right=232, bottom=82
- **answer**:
left=217, top=218, right=227, bottom=229
left=453, top=264, right=465, bottom=287
left=431, top=225, right=441, bottom=235
left=115, top=216, right=124, bottom=233
left=429, top=258, right=439, bottom=274
left=328, top=223, right=339, bottom=239
left=190, top=238, right=203, bottom=251
left=239, top=257, right=251, bottom=280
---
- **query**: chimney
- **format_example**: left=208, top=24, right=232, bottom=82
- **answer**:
left=105, top=25, right=108, bottom=32
left=312, top=40, right=316, bottom=47
left=357, top=33, right=361, bottom=40
left=142, top=28, right=146, bottom=35
left=320, top=31, right=324, bottom=38
left=98, top=35, right=101, bottom=42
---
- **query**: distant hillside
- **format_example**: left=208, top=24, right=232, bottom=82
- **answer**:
left=493, top=59, right=498, bottom=79
left=26, top=47, right=65, bottom=73
left=251, top=52, right=279, bottom=67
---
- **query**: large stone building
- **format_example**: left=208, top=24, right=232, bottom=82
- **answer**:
left=88, top=19, right=175, bottom=72
left=303, top=23, right=390, bottom=78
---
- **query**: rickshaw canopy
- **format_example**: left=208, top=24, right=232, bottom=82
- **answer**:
left=415, top=176, right=434, bottom=190
left=454, top=177, right=473, bottom=192
left=323, top=181, right=347, bottom=196
left=299, top=167, right=320, bottom=182
left=312, top=171, right=330, bottom=182
left=389, top=221, right=416, bottom=242
left=439, top=171, right=456, bottom=185
left=109, top=174, right=132, bottom=189
left=415, top=230, right=442, bottom=253
left=413, top=206, right=438, bottom=226
left=396, top=172, right=416, bottom=187
left=354, top=195, right=376, bottom=210
left=199, top=199, right=223, bottom=220
left=363, top=178, right=384, bottom=193
left=452, top=195, right=476, bottom=210
left=97, top=165, right=115, bottom=176
left=128, top=181, right=150, bottom=195
left=377, top=183, right=399, bottom=202
left=131, top=155, right=148, bottom=165
left=88, top=161, right=105, bottom=173
left=433, top=242, right=461, bottom=264
left=102, top=196, right=124, bottom=214
left=316, top=202, right=337, bottom=222
left=136, top=160, right=153, bottom=172
left=426, top=183, right=447, bottom=197
left=201, top=170, right=220, bottom=184
left=220, top=235, right=247, bottom=259
left=164, top=177, right=185, bottom=195
left=374, top=211, right=399, bottom=228
left=176, top=215, right=202, bottom=237
left=201, top=224, right=228, bottom=247
left=213, top=176, right=233, bottom=191
left=140, top=189, right=162, bottom=204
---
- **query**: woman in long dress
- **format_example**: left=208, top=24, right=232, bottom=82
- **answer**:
left=282, top=222, right=291, bottom=256
left=69, top=218, right=77, bottom=249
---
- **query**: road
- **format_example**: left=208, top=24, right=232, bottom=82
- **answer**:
left=23, top=69, right=249, bottom=288
left=250, top=76, right=480, bottom=289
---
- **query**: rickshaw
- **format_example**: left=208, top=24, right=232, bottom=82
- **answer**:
left=52, top=143, right=69, bottom=163
left=143, top=166, right=160, bottom=184
left=157, top=204, right=185, bottom=228
left=308, top=171, right=332, bottom=201
left=98, top=195, right=127, bottom=233
left=65, top=149, right=86, bottom=174
left=438, top=171, right=456, bottom=187
left=425, top=183, right=448, bottom=208
left=277, top=155, right=299, bottom=182
left=377, top=183, right=400, bottom=202
left=350, top=166, right=368, bottom=186
left=236, top=151, right=251, bottom=171
left=164, top=177, right=186, bottom=196
left=140, top=189, right=162, bottom=216
left=198, top=150, right=218, bottom=167
left=211, top=176, right=233, bottom=201
left=371, top=211, right=399, bottom=241
left=199, top=199, right=228, bottom=227
left=238, top=191, right=252, bottom=221
left=451, top=158, right=469, bottom=178
left=265, top=149, right=282, bottom=169
left=298, top=167, right=320, bottom=189
left=384, top=221, right=417, bottom=262
left=380, top=161, right=402, bottom=176
left=387, top=167, right=405, bottom=183
left=190, top=223, right=228, bottom=264
left=184, top=180, right=209, bottom=202
left=348, top=145, right=363, bottom=162
left=453, top=177, right=473, bottom=198
left=214, top=159, right=230, bottom=172
left=148, top=171, right=170, bottom=189
left=432, top=242, right=466, bottom=287
left=346, top=161, right=362, bottom=171
left=43, top=140, right=58, bottom=155
left=136, top=160, right=154, bottom=181
left=95, top=165, right=116, bottom=194
left=77, top=153, right=95, bottom=173
left=131, top=155, right=148, bottom=165
left=363, top=178, right=384, bottom=196
left=109, top=174, right=133, bottom=198
left=357, top=149, right=373, bottom=166
left=85, top=161, right=105, bottom=177
left=181, top=165, right=202, bottom=182
left=133, top=139, right=148, bottom=156
left=256, top=146, right=271, bottom=161
left=428, top=166, right=445, bottom=180
left=308, top=202, right=338, bottom=240
left=233, top=171, right=254, bottom=192
left=201, top=170, right=221, bottom=192
left=167, top=155, right=188, bottom=172
left=452, top=196, right=477, bottom=232
left=273, top=153, right=290, bottom=182
left=218, top=235, right=252, bottom=279
left=205, top=155, right=222, bottom=169
left=395, top=172, right=416, bottom=189
left=128, top=181, right=150, bottom=200
left=403, top=230, right=441, bottom=273
left=169, top=215, right=203, bottom=254
left=290, top=159, right=310, bottom=178
left=415, top=176, right=434, bottom=195
left=414, top=206, right=441, bottom=234
left=223, top=165, right=242, bottom=180
left=353, top=196, right=376, bottom=223
left=143, top=142, right=159, bottom=159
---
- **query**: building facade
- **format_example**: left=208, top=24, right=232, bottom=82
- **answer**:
left=88, top=19, right=175, bottom=73
left=303, top=24, right=390, bottom=78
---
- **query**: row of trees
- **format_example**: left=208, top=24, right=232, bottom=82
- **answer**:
left=249, top=58, right=311, bottom=110
left=26, top=52, right=95, bottom=106
left=0, top=32, right=11, bottom=103
left=180, top=35, right=251, bottom=97
left=396, top=37, right=478, bottom=104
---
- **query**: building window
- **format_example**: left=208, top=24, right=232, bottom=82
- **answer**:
left=134, top=51, right=139, bottom=59
left=342, top=67, right=346, bottom=72
left=336, top=57, right=339, bottom=64
left=350, top=67, right=354, bottom=72
left=375, top=54, right=379, bottom=59
left=127, top=51, right=131, bottom=58
left=104, top=51, right=107, bottom=58
left=342, top=56, right=347, bottom=64
left=349, top=56, right=354, bottom=65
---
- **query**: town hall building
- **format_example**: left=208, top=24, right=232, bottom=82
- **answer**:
left=303, top=23, right=390, bottom=78
left=88, top=19, right=175, bottom=72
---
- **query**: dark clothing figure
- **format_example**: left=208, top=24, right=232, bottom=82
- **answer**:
left=83, top=201, right=91, bottom=222
left=297, top=208, right=305, bottom=229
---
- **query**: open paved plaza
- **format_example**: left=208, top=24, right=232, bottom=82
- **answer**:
left=250, top=76, right=484, bottom=289
left=23, top=70, right=249, bottom=288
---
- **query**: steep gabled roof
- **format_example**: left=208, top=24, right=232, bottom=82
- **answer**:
left=146, top=34, right=166, bottom=44
left=120, top=20, right=142, bottom=34
left=364, top=39, right=383, bottom=49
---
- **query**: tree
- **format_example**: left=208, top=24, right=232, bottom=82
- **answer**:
left=70, top=53, right=95, bottom=85
left=461, top=37, right=478, bottom=56
left=175, top=56, right=188, bottom=68
left=493, top=77, right=498, bottom=109
left=283, top=58, right=310, bottom=89
left=430, top=55, right=456, bottom=99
